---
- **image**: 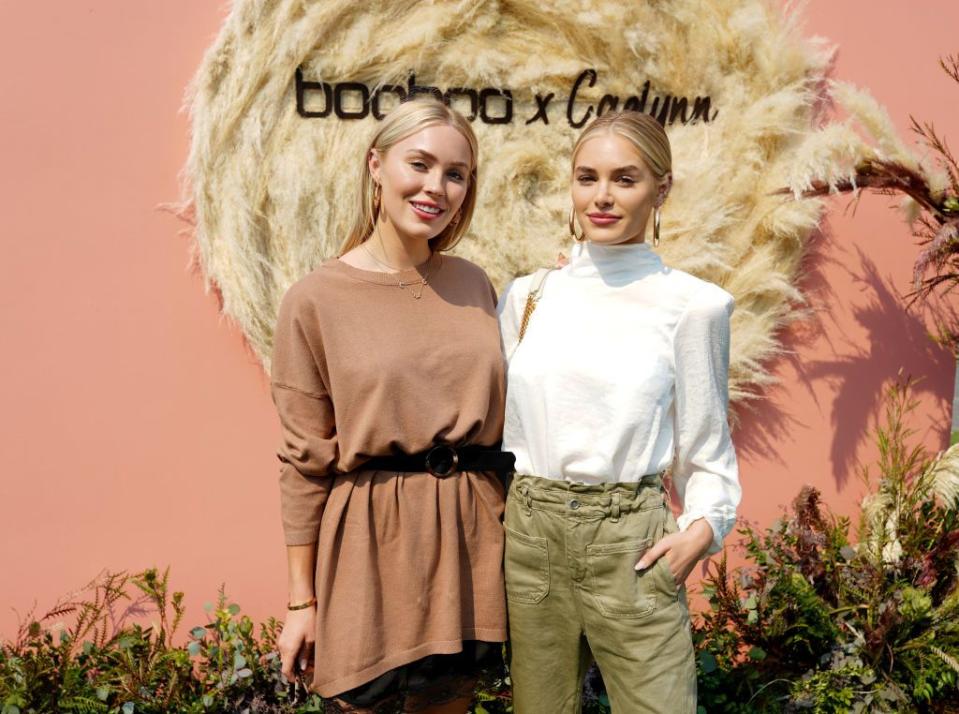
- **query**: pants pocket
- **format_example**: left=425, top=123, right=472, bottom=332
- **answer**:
left=653, top=550, right=680, bottom=598
left=504, top=526, right=550, bottom=604
left=585, top=539, right=658, bottom=618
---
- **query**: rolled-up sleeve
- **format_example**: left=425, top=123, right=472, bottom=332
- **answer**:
left=271, top=284, right=338, bottom=546
left=672, top=284, right=741, bottom=554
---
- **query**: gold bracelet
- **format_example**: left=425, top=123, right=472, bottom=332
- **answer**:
left=287, top=596, right=317, bottom=611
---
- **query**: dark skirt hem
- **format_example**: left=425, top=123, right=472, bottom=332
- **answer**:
left=311, top=629, right=506, bottom=698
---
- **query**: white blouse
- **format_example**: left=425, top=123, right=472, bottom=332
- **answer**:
left=498, top=241, right=741, bottom=553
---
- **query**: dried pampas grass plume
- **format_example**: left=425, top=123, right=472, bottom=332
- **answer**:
left=182, top=0, right=905, bottom=401
left=927, top=443, right=959, bottom=509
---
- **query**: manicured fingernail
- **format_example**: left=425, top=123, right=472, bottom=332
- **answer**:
left=635, top=562, right=647, bottom=571
left=299, top=659, right=307, bottom=670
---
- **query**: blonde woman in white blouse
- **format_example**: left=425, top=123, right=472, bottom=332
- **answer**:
left=498, top=111, right=741, bottom=713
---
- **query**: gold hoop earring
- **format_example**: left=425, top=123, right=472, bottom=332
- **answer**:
left=367, top=181, right=381, bottom=231
left=653, top=206, right=661, bottom=247
left=568, top=207, right=585, bottom=242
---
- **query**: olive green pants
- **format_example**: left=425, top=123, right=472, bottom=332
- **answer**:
left=505, top=474, right=696, bottom=714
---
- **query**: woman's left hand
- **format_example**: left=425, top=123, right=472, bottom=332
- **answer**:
left=634, top=519, right=714, bottom=586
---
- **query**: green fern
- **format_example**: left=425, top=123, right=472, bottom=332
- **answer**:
left=59, top=696, right=109, bottom=714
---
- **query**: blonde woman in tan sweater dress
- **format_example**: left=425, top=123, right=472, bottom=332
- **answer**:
left=271, top=98, right=512, bottom=714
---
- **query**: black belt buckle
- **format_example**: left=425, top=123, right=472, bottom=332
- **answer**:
left=425, top=445, right=459, bottom=477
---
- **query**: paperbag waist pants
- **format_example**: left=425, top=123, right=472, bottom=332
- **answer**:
left=505, top=473, right=697, bottom=714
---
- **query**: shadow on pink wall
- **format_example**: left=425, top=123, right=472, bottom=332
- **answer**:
left=735, top=222, right=953, bottom=490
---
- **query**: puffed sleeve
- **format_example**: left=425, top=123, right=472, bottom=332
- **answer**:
left=672, top=283, right=742, bottom=554
left=271, top=283, right=338, bottom=546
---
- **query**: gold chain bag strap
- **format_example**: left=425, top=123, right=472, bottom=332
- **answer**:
left=509, top=268, right=555, bottom=360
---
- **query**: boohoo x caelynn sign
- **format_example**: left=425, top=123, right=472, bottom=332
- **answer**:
left=296, top=68, right=718, bottom=127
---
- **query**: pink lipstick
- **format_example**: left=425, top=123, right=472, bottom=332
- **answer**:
left=587, top=212, right=621, bottom=226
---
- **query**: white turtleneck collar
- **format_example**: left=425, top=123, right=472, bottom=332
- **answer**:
left=565, top=240, right=664, bottom=284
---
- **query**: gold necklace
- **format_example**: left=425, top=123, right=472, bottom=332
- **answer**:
left=362, top=241, right=435, bottom=299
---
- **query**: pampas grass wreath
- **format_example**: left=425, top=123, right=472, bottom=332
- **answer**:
left=183, top=0, right=924, bottom=406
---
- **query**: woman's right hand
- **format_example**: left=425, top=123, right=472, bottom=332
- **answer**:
left=278, top=606, right=316, bottom=683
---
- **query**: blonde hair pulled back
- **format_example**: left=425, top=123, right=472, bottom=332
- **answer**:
left=572, top=111, right=672, bottom=184
left=340, top=97, right=479, bottom=255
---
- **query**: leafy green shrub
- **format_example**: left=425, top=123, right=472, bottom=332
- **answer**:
left=695, top=380, right=959, bottom=713
left=0, top=568, right=322, bottom=714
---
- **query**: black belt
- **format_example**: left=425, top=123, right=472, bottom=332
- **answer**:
left=363, top=444, right=516, bottom=478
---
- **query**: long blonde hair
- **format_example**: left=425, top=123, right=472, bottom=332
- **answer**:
left=572, top=111, right=672, bottom=181
left=339, top=97, right=479, bottom=255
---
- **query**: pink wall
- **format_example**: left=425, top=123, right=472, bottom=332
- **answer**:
left=1, top=3, right=957, bottom=636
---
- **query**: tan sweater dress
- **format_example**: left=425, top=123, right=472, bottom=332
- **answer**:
left=271, top=254, right=508, bottom=697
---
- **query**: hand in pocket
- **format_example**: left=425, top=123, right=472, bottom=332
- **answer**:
left=634, top=519, right=714, bottom=585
